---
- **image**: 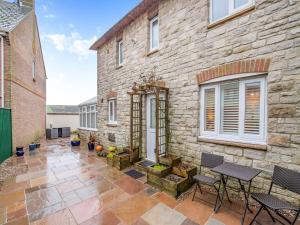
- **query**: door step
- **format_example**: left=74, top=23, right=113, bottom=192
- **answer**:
left=135, top=160, right=155, bottom=173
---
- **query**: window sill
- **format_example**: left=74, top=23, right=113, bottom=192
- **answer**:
left=146, top=49, right=159, bottom=57
left=107, top=123, right=118, bottom=127
left=208, top=6, right=255, bottom=29
left=78, top=128, right=98, bottom=131
left=116, top=64, right=123, bottom=70
left=197, top=136, right=267, bottom=151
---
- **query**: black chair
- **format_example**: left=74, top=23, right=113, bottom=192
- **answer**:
left=192, top=152, right=230, bottom=211
left=250, top=166, right=300, bottom=225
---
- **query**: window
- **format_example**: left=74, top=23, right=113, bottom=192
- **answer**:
left=210, top=0, right=253, bottom=22
left=32, top=60, right=36, bottom=80
left=79, top=105, right=97, bottom=129
left=200, top=76, right=266, bottom=144
left=150, top=16, right=159, bottom=51
left=117, top=40, right=124, bottom=66
left=108, top=99, right=117, bottom=123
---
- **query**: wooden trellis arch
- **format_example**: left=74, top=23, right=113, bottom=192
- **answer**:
left=127, top=80, right=169, bottom=163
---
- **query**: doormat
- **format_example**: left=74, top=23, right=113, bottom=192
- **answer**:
left=125, top=169, right=145, bottom=179
left=139, top=160, right=155, bottom=167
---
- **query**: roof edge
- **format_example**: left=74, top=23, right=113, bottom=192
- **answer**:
left=90, top=0, right=159, bottom=51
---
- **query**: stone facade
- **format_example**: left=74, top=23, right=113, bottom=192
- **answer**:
left=93, top=0, right=300, bottom=202
left=0, top=11, right=46, bottom=149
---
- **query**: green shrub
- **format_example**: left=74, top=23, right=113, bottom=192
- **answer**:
left=107, top=152, right=115, bottom=159
left=153, top=164, right=167, bottom=171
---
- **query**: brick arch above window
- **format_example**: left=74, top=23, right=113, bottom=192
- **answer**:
left=196, top=58, right=271, bottom=84
left=106, top=91, right=117, bottom=100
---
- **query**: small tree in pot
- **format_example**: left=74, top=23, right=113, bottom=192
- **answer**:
left=88, top=133, right=96, bottom=151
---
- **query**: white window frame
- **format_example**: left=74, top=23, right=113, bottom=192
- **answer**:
left=32, top=60, right=36, bottom=80
left=150, top=16, right=159, bottom=52
left=108, top=99, right=117, bottom=124
left=79, top=105, right=98, bottom=131
left=117, top=40, right=124, bottom=66
left=199, top=76, right=266, bottom=145
left=210, top=0, right=254, bottom=23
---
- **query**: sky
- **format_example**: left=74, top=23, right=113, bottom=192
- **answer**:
left=34, top=0, right=141, bottom=105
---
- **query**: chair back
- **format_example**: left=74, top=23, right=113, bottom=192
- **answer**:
left=201, top=152, right=224, bottom=169
left=272, top=166, right=300, bottom=195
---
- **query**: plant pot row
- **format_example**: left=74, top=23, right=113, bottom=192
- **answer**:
left=15, top=143, right=41, bottom=157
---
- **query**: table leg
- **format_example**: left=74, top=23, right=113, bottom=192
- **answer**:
left=238, top=179, right=253, bottom=225
left=215, top=175, right=228, bottom=212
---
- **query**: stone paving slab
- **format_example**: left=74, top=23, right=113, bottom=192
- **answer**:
left=0, top=138, right=292, bottom=225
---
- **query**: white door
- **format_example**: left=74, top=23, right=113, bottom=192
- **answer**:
left=147, top=95, right=156, bottom=162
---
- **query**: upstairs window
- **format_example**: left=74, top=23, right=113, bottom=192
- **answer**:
left=117, top=40, right=124, bottom=66
left=150, top=16, right=159, bottom=51
left=108, top=99, right=117, bottom=124
left=200, top=76, right=266, bottom=144
left=32, top=60, right=36, bottom=81
left=210, top=0, right=253, bottom=22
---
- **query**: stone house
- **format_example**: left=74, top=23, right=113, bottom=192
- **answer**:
left=90, top=0, right=300, bottom=201
left=0, top=0, right=46, bottom=150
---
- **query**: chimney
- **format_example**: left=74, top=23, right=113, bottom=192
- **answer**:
left=18, top=0, right=35, bottom=8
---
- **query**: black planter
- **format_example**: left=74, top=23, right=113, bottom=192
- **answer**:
left=29, top=144, right=36, bottom=151
left=88, top=142, right=95, bottom=151
left=35, top=143, right=41, bottom=148
left=16, top=146, right=24, bottom=157
left=71, top=140, right=80, bottom=147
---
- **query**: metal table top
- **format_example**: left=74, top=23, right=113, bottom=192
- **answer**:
left=212, top=162, right=262, bottom=182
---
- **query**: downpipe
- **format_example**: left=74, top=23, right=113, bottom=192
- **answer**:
left=0, top=35, right=4, bottom=108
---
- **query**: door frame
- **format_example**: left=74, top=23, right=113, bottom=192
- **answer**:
left=146, top=94, right=156, bottom=162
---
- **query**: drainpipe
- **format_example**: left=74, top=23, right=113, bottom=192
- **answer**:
left=0, top=34, right=4, bottom=108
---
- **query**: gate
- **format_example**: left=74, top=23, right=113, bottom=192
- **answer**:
left=0, top=108, right=12, bottom=163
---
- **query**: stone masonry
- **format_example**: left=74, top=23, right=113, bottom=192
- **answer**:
left=93, top=0, right=300, bottom=202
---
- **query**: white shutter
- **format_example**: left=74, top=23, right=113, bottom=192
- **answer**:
left=204, top=88, right=215, bottom=131
left=244, top=82, right=260, bottom=134
left=220, top=82, right=239, bottom=134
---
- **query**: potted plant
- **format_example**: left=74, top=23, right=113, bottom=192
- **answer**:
left=29, top=143, right=36, bottom=151
left=87, top=133, right=96, bottom=151
left=16, top=146, right=24, bottom=157
left=106, top=152, right=115, bottom=166
left=71, top=137, right=81, bottom=146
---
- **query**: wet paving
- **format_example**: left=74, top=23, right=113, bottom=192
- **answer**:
left=0, top=138, right=294, bottom=225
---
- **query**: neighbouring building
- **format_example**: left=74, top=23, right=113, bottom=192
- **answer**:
left=46, top=105, right=79, bottom=131
left=90, top=0, right=300, bottom=201
left=78, top=96, right=98, bottom=141
left=0, top=0, right=46, bottom=152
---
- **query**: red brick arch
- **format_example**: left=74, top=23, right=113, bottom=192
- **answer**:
left=106, top=91, right=117, bottom=99
left=196, top=58, right=271, bottom=84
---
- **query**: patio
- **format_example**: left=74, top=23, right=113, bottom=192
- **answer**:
left=0, top=139, right=294, bottom=225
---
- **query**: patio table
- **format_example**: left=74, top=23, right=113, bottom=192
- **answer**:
left=211, top=162, right=262, bottom=225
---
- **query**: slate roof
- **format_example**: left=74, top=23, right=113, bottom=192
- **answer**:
left=47, top=105, right=79, bottom=115
left=0, top=0, right=32, bottom=32
left=78, top=96, right=97, bottom=106
left=90, top=0, right=159, bottom=50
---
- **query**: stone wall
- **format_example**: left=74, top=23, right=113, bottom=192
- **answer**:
left=95, top=0, right=300, bottom=202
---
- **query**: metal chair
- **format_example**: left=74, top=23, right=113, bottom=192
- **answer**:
left=250, top=166, right=300, bottom=225
left=192, top=152, right=230, bottom=211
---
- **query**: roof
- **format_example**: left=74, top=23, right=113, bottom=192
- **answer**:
left=0, top=0, right=32, bottom=32
left=78, top=96, right=97, bottom=106
left=47, top=105, right=79, bottom=115
left=90, top=0, right=158, bottom=50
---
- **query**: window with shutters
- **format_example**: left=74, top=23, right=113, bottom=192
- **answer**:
left=200, top=76, right=266, bottom=144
